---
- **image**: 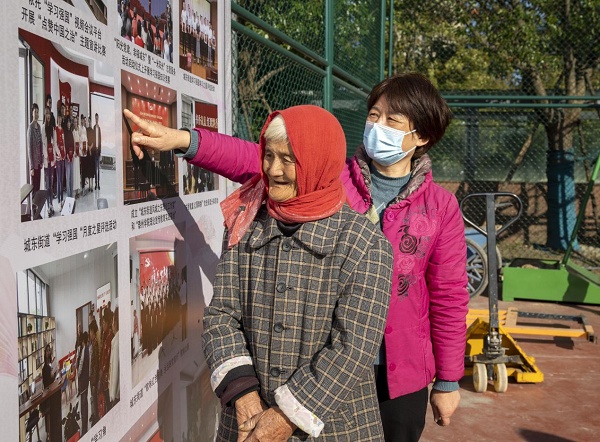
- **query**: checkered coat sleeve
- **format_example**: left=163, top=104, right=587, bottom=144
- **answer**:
left=203, top=205, right=393, bottom=440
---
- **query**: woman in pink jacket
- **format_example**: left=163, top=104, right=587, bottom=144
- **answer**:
left=124, top=72, right=469, bottom=442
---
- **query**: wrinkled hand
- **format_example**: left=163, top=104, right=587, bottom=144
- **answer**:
left=235, top=391, right=267, bottom=442
left=430, top=389, right=460, bottom=426
left=239, top=406, right=296, bottom=442
left=122, top=109, right=190, bottom=160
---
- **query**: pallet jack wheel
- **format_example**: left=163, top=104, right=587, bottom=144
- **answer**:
left=465, top=238, right=488, bottom=298
left=473, top=363, right=488, bottom=393
left=493, top=363, right=508, bottom=393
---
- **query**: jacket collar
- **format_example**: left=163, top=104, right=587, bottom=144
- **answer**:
left=355, top=144, right=432, bottom=204
left=248, top=206, right=343, bottom=256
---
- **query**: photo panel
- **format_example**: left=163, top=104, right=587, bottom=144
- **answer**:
left=117, top=0, right=174, bottom=64
left=120, top=359, right=219, bottom=442
left=179, top=0, right=218, bottom=84
left=19, top=28, right=117, bottom=222
left=16, top=243, right=120, bottom=442
left=181, top=95, right=219, bottom=195
left=121, top=71, right=179, bottom=204
left=6, top=0, right=226, bottom=440
left=129, top=222, right=187, bottom=388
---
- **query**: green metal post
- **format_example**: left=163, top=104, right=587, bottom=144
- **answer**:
left=324, top=0, right=334, bottom=112
left=562, top=152, right=600, bottom=266
left=387, top=0, right=394, bottom=78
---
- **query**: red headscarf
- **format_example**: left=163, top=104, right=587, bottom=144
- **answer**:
left=221, top=105, right=347, bottom=248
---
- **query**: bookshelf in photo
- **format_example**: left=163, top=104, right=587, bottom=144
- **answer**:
left=17, top=314, right=56, bottom=405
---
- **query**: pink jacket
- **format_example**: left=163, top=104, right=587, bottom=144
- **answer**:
left=188, top=128, right=469, bottom=398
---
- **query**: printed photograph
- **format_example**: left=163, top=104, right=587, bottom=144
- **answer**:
left=130, top=223, right=187, bottom=387
left=118, top=0, right=174, bottom=63
left=119, top=385, right=177, bottom=442
left=181, top=95, right=219, bottom=195
left=179, top=0, right=218, bottom=83
left=121, top=71, right=179, bottom=204
left=119, top=360, right=219, bottom=442
left=19, top=29, right=117, bottom=222
left=16, top=244, right=120, bottom=441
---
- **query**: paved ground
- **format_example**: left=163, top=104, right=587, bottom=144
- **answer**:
left=421, top=295, right=600, bottom=442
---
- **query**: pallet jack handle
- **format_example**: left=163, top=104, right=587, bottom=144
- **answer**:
left=460, top=193, right=523, bottom=340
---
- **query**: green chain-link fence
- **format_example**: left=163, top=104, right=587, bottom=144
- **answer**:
left=231, top=0, right=385, bottom=147
left=230, top=0, right=600, bottom=280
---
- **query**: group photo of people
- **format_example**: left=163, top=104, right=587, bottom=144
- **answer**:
left=121, top=71, right=179, bottom=204
left=71, top=302, right=120, bottom=438
left=20, top=29, right=116, bottom=221
left=179, top=0, right=218, bottom=83
left=30, top=104, right=104, bottom=214
left=118, top=0, right=174, bottom=63
left=16, top=244, right=119, bottom=442
left=134, top=263, right=185, bottom=358
left=130, top=224, right=188, bottom=388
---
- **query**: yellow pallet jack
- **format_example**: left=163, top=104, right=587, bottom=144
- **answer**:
left=461, top=193, right=596, bottom=393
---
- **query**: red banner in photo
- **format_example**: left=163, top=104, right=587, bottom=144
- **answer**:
left=139, top=251, right=175, bottom=289
left=194, top=102, right=218, bottom=132
left=130, top=97, right=170, bottom=131
left=59, top=80, right=71, bottom=113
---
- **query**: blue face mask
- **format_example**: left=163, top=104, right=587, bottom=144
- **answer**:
left=363, top=121, right=417, bottom=166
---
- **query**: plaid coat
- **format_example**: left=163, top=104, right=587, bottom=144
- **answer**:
left=188, top=131, right=468, bottom=399
left=203, top=204, right=393, bottom=441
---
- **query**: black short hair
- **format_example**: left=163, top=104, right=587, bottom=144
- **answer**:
left=102, top=309, right=112, bottom=325
left=90, top=319, right=98, bottom=334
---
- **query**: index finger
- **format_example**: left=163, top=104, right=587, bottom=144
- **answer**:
left=123, top=109, right=147, bottom=131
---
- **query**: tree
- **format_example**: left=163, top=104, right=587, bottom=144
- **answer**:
left=232, top=1, right=384, bottom=142
left=388, top=0, right=505, bottom=89
left=392, top=0, right=600, bottom=249
left=466, top=1, right=599, bottom=249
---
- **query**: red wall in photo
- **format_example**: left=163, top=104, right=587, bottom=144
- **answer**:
left=130, top=97, right=170, bottom=131
left=194, top=102, right=218, bottom=132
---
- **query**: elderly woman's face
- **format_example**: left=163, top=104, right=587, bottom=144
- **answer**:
left=263, top=140, right=297, bottom=202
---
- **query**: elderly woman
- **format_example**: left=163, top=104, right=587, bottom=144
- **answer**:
left=125, top=105, right=394, bottom=441
left=126, top=72, right=469, bottom=442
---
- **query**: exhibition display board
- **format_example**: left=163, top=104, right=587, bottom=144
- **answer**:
left=1, top=1, right=230, bottom=441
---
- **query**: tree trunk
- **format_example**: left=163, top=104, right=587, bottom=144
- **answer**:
left=544, top=111, right=581, bottom=251
left=545, top=147, right=578, bottom=251
left=531, top=48, right=587, bottom=251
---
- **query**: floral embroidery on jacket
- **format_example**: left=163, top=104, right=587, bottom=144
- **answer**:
left=398, top=226, right=418, bottom=254
left=397, top=274, right=416, bottom=299
left=396, top=225, right=420, bottom=299
left=395, top=211, right=437, bottom=298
